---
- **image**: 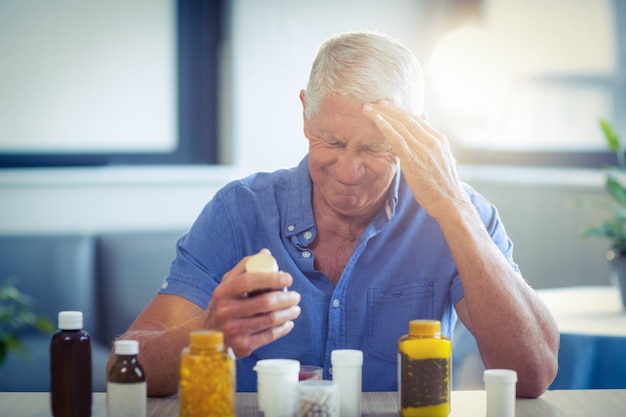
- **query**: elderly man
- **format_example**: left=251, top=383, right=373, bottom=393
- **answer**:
left=108, top=31, right=559, bottom=398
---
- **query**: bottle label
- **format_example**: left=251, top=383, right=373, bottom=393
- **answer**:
left=107, top=382, right=147, bottom=417
left=400, top=354, right=449, bottom=407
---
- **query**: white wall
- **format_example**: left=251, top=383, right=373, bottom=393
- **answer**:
left=460, top=166, right=613, bottom=289
left=0, top=166, right=242, bottom=234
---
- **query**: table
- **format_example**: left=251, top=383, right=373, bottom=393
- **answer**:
left=452, top=285, right=626, bottom=390
left=1, top=390, right=625, bottom=417
left=538, top=286, right=626, bottom=337
left=537, top=286, right=626, bottom=389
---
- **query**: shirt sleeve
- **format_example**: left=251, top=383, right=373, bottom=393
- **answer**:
left=158, top=188, right=243, bottom=309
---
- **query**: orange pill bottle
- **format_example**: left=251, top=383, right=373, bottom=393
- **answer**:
left=179, top=330, right=236, bottom=417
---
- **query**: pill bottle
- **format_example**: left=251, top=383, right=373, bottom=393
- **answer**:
left=484, top=369, right=517, bottom=417
left=107, top=340, right=147, bottom=417
left=398, top=319, right=451, bottom=417
left=298, top=380, right=340, bottom=417
left=50, top=311, right=92, bottom=417
left=245, top=251, right=283, bottom=297
left=245, top=251, right=279, bottom=273
left=331, top=349, right=363, bottom=417
left=179, top=330, right=236, bottom=417
left=253, top=358, right=300, bottom=417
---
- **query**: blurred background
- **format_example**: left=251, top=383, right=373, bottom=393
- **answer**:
left=1, top=0, right=623, bottom=288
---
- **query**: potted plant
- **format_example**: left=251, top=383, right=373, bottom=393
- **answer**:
left=0, top=277, right=54, bottom=367
left=582, top=119, right=626, bottom=308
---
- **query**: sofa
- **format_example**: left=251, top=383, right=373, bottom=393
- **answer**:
left=0, top=230, right=185, bottom=392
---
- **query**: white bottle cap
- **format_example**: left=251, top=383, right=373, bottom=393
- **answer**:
left=331, top=349, right=363, bottom=366
left=58, top=311, right=83, bottom=330
left=483, top=369, right=518, bottom=384
left=114, top=340, right=140, bottom=355
left=253, top=358, right=300, bottom=374
left=245, top=252, right=279, bottom=273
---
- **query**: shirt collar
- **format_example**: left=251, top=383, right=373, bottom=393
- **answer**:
left=284, top=156, right=315, bottom=238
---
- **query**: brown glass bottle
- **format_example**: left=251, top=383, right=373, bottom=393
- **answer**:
left=107, top=340, right=146, bottom=417
left=50, top=311, right=92, bottom=417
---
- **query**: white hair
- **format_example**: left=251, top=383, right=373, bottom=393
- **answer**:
left=304, top=31, right=425, bottom=118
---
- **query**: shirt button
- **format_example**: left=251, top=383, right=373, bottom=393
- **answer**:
left=303, top=231, right=313, bottom=240
left=288, top=225, right=295, bottom=232
left=161, top=281, right=169, bottom=290
left=302, top=250, right=311, bottom=259
left=332, top=299, right=340, bottom=308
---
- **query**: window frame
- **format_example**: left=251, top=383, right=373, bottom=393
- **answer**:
left=0, top=0, right=223, bottom=168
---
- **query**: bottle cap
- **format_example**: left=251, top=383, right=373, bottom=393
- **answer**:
left=114, top=340, right=139, bottom=355
left=253, top=358, right=300, bottom=374
left=331, top=349, right=363, bottom=366
left=245, top=252, right=279, bottom=272
left=190, top=330, right=224, bottom=349
left=408, top=319, right=441, bottom=337
left=58, top=311, right=83, bottom=330
left=483, top=369, right=518, bottom=384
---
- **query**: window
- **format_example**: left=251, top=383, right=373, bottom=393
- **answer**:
left=425, top=0, right=625, bottom=168
left=0, top=0, right=223, bottom=167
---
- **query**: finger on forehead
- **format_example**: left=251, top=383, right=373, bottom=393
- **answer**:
left=374, top=104, right=444, bottom=147
left=366, top=110, right=415, bottom=159
left=372, top=103, right=428, bottom=130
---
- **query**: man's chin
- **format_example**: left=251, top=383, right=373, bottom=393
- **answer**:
left=330, top=196, right=364, bottom=215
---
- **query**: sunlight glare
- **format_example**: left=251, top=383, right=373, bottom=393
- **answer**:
left=429, top=26, right=512, bottom=120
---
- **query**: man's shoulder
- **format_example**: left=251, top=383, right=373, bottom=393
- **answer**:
left=213, top=165, right=303, bottom=206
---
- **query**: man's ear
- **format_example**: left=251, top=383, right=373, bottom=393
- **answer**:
left=300, top=89, right=309, bottom=137
left=299, top=89, right=306, bottom=108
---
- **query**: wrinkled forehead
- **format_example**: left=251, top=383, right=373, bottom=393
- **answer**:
left=307, top=94, right=384, bottom=142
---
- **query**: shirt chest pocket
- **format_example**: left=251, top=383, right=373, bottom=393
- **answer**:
left=366, top=282, right=434, bottom=363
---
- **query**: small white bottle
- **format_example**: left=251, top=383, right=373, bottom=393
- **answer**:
left=484, top=369, right=517, bottom=417
left=253, top=358, right=300, bottom=417
left=107, top=340, right=147, bottom=417
left=331, top=349, right=363, bottom=417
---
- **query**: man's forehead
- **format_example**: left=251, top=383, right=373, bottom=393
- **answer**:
left=311, top=96, right=373, bottom=128
left=319, top=93, right=366, bottom=112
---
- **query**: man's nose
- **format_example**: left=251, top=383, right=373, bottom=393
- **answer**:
left=334, top=149, right=365, bottom=183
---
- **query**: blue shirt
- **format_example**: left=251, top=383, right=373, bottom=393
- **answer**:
left=159, top=156, right=518, bottom=391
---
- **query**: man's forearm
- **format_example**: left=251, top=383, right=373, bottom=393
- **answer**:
left=442, top=200, right=559, bottom=397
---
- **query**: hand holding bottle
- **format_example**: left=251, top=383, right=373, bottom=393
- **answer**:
left=200, top=250, right=301, bottom=359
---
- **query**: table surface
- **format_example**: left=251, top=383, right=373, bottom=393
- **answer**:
left=537, top=285, right=626, bottom=336
left=2, top=390, right=626, bottom=417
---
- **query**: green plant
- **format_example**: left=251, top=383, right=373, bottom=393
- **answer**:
left=582, top=119, right=626, bottom=256
left=0, top=277, right=54, bottom=366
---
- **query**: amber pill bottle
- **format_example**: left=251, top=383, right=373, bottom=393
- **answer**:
left=50, top=311, right=92, bottom=417
left=398, top=319, right=451, bottom=417
left=179, top=330, right=236, bottom=417
left=107, top=340, right=146, bottom=417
